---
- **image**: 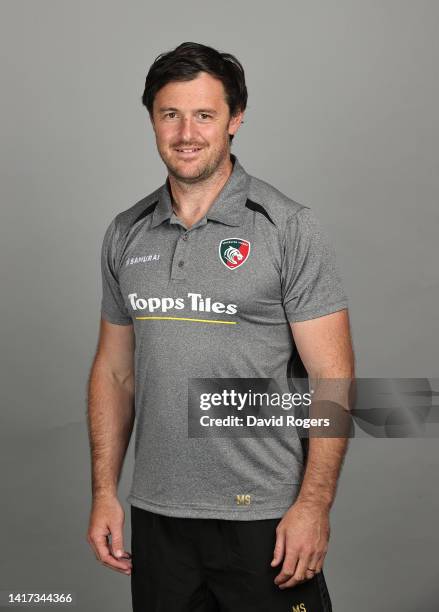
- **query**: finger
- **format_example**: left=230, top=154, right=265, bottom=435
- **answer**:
left=101, top=559, right=132, bottom=574
left=109, top=524, right=126, bottom=559
left=305, top=568, right=317, bottom=580
left=278, top=550, right=311, bottom=589
left=93, top=533, right=132, bottom=571
left=274, top=550, right=299, bottom=585
left=307, top=550, right=323, bottom=575
left=293, top=550, right=313, bottom=583
left=271, top=527, right=285, bottom=567
left=278, top=574, right=306, bottom=589
left=93, top=532, right=112, bottom=562
left=315, top=549, right=328, bottom=573
left=87, top=528, right=107, bottom=562
left=86, top=535, right=101, bottom=562
left=274, top=532, right=300, bottom=584
left=99, top=550, right=133, bottom=571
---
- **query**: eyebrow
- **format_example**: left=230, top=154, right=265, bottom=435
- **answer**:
left=158, top=107, right=218, bottom=115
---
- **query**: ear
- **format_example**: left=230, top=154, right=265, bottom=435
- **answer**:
left=228, top=110, right=245, bottom=138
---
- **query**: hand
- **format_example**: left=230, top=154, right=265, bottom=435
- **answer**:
left=271, top=500, right=330, bottom=589
left=86, top=494, right=132, bottom=575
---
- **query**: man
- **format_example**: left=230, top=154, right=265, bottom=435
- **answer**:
left=86, top=41, right=355, bottom=612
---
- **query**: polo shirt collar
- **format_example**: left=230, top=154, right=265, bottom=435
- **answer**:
left=151, top=153, right=250, bottom=228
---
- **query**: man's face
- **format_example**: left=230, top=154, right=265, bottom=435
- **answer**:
left=150, top=71, right=243, bottom=183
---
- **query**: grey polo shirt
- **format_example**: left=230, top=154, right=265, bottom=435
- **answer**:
left=100, top=153, right=349, bottom=519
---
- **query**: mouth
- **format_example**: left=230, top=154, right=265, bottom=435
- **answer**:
left=174, top=147, right=203, bottom=157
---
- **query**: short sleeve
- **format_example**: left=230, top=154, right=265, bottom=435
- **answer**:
left=100, top=218, right=132, bottom=325
left=281, top=207, right=349, bottom=322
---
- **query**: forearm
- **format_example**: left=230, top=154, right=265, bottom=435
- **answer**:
left=296, top=436, right=348, bottom=509
left=296, top=367, right=354, bottom=509
left=86, top=358, right=135, bottom=499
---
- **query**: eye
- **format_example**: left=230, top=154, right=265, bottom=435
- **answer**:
left=164, top=112, right=177, bottom=119
left=199, top=113, right=212, bottom=120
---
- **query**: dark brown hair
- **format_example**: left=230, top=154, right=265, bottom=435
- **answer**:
left=142, top=42, right=247, bottom=142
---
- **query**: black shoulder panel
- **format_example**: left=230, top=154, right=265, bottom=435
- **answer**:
left=117, top=199, right=159, bottom=255
left=245, top=198, right=275, bottom=225
left=132, top=199, right=159, bottom=227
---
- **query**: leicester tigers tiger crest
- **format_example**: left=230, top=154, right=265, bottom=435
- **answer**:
left=219, top=238, right=251, bottom=269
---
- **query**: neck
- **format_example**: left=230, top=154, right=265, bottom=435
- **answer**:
left=168, top=155, right=233, bottom=229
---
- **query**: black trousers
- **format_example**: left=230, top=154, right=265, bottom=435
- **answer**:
left=130, top=505, right=332, bottom=612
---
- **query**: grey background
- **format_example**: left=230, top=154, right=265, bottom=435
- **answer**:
left=1, top=0, right=438, bottom=610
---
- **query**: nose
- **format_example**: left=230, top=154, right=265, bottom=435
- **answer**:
left=178, top=115, right=197, bottom=143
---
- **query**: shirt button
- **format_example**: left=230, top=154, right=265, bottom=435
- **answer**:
left=178, top=260, right=185, bottom=268
left=182, top=233, right=188, bottom=241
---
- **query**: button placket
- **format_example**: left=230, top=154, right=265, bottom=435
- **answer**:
left=170, top=229, right=190, bottom=279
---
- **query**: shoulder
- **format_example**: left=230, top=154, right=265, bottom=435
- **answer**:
left=247, top=173, right=309, bottom=228
left=111, top=185, right=162, bottom=235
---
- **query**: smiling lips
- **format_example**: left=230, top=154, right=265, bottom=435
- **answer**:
left=174, top=147, right=203, bottom=157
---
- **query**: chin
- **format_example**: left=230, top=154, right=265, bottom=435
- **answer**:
left=174, top=169, right=206, bottom=183
left=169, top=159, right=207, bottom=179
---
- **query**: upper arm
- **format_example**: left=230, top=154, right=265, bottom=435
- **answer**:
left=100, top=217, right=132, bottom=325
left=280, top=207, right=354, bottom=376
left=290, top=309, right=355, bottom=377
left=281, top=207, right=349, bottom=322
left=96, top=216, right=135, bottom=383
left=94, top=317, right=135, bottom=383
